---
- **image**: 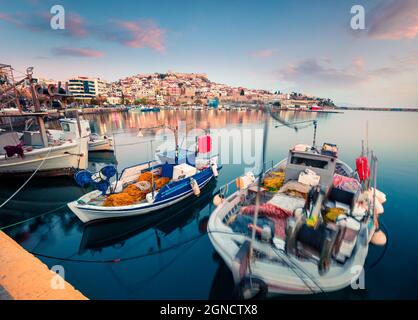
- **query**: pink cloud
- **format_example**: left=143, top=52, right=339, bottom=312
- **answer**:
left=352, top=57, right=365, bottom=71
left=0, top=11, right=88, bottom=37
left=66, top=13, right=89, bottom=38
left=250, top=48, right=279, bottom=58
left=277, top=56, right=411, bottom=88
left=0, top=11, right=166, bottom=53
left=368, top=0, right=418, bottom=40
left=52, top=47, right=104, bottom=58
left=104, top=19, right=166, bottom=53
left=0, top=12, right=24, bottom=27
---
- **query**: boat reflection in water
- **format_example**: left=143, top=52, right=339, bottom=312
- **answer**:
left=88, top=150, right=118, bottom=165
left=78, top=180, right=217, bottom=255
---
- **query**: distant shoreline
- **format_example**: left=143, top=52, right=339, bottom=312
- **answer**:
left=335, top=106, right=418, bottom=112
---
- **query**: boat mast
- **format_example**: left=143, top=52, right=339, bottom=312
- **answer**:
left=312, top=120, right=318, bottom=149
left=249, top=104, right=270, bottom=268
left=174, top=125, right=179, bottom=164
left=0, top=64, right=22, bottom=112
left=26, top=67, right=49, bottom=148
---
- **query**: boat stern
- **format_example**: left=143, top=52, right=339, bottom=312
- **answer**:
left=67, top=201, right=92, bottom=223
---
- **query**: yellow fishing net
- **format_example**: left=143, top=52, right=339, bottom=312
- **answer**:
left=323, top=207, right=345, bottom=223
left=103, top=172, right=170, bottom=207
left=263, top=171, right=285, bottom=192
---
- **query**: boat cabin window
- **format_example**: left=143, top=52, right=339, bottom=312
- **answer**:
left=291, top=156, right=328, bottom=169
left=61, top=122, right=71, bottom=132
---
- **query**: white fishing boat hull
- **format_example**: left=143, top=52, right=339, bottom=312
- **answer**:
left=0, top=139, right=89, bottom=176
left=208, top=155, right=376, bottom=296
left=208, top=192, right=372, bottom=295
left=68, top=174, right=214, bottom=223
left=88, top=138, right=114, bottom=152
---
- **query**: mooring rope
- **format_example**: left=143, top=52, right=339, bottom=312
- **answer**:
left=0, top=203, right=68, bottom=231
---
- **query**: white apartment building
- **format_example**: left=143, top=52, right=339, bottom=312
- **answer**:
left=67, top=77, right=110, bottom=100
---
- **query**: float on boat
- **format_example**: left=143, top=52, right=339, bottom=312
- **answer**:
left=208, top=121, right=386, bottom=297
left=68, top=135, right=221, bottom=223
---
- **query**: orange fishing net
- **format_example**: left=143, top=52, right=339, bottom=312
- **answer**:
left=103, top=172, right=170, bottom=207
left=137, top=171, right=155, bottom=183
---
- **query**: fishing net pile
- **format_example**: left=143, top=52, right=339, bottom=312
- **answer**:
left=227, top=203, right=293, bottom=239
left=262, top=171, right=285, bottom=192
left=103, top=172, right=170, bottom=207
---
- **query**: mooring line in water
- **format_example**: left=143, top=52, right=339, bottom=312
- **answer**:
left=28, top=230, right=237, bottom=264
left=0, top=203, right=67, bottom=231
left=29, top=232, right=208, bottom=263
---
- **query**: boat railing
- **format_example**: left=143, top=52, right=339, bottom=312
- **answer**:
left=217, top=159, right=278, bottom=200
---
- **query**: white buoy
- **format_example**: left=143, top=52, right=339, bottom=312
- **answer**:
left=190, top=178, right=200, bottom=196
left=210, top=162, right=219, bottom=177
left=213, top=194, right=223, bottom=206
left=371, top=230, right=387, bottom=246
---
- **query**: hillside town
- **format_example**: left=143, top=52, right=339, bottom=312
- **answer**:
left=0, top=65, right=336, bottom=111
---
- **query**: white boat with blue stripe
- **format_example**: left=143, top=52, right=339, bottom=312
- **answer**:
left=68, top=150, right=221, bottom=223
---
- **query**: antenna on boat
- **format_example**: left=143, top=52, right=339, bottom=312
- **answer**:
left=249, top=104, right=270, bottom=273
left=312, top=120, right=318, bottom=150
left=26, top=66, right=49, bottom=148
left=366, top=121, right=369, bottom=158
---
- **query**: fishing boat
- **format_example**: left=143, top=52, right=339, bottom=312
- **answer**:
left=310, top=105, right=323, bottom=111
left=78, top=180, right=216, bottom=254
left=141, top=106, right=160, bottom=112
left=48, top=119, right=114, bottom=153
left=129, top=106, right=160, bottom=112
left=0, top=117, right=89, bottom=177
left=68, top=133, right=221, bottom=223
left=0, top=65, right=90, bottom=177
left=208, top=113, right=387, bottom=297
left=87, top=133, right=113, bottom=152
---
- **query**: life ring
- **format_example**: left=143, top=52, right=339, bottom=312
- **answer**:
left=234, top=277, right=268, bottom=300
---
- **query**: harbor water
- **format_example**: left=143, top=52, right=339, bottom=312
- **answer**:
left=1, top=109, right=417, bottom=299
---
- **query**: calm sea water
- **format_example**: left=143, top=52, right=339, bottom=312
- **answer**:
left=1, top=109, right=418, bottom=299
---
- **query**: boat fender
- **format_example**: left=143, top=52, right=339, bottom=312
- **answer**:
left=74, top=170, right=93, bottom=187
left=190, top=178, right=200, bottom=196
left=210, top=161, right=219, bottom=177
left=371, top=229, right=387, bottom=246
left=146, top=191, right=156, bottom=203
left=234, top=277, right=268, bottom=300
left=213, top=194, right=224, bottom=206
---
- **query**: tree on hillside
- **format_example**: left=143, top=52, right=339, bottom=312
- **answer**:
left=134, top=98, right=148, bottom=105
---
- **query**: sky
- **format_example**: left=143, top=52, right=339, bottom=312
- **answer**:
left=1, top=0, right=417, bottom=108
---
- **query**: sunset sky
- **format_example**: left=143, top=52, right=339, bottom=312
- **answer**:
left=1, top=0, right=417, bottom=108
